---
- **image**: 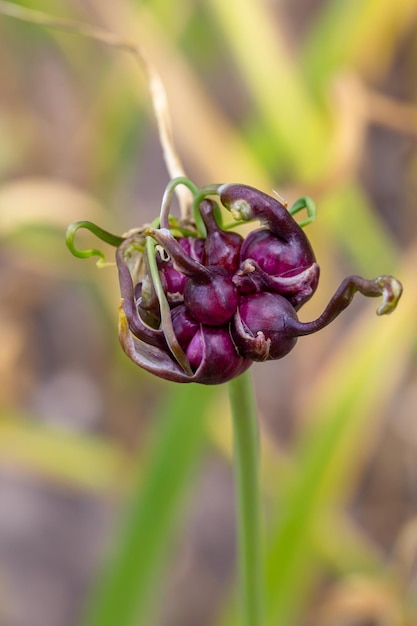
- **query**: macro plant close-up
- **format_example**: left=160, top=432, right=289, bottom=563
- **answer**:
left=0, top=2, right=417, bottom=626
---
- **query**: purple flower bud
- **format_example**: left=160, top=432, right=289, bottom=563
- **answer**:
left=157, top=236, right=205, bottom=304
left=184, top=271, right=238, bottom=325
left=199, top=199, right=243, bottom=272
left=233, top=257, right=320, bottom=310
left=179, top=235, right=206, bottom=262
left=171, top=304, right=200, bottom=350
left=240, top=227, right=315, bottom=281
left=185, top=326, right=252, bottom=384
left=158, top=259, right=187, bottom=304
left=148, top=228, right=239, bottom=325
left=116, top=241, right=166, bottom=349
left=219, top=183, right=307, bottom=241
left=233, top=292, right=298, bottom=361
left=219, top=184, right=319, bottom=307
left=232, top=274, right=403, bottom=362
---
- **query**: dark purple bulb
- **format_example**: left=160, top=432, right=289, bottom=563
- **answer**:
left=184, top=268, right=238, bottom=325
left=199, top=199, right=243, bottom=272
left=179, top=236, right=205, bottom=262
left=219, top=183, right=304, bottom=240
left=238, top=228, right=319, bottom=309
left=219, top=184, right=320, bottom=307
left=232, top=292, right=298, bottom=361
left=157, top=236, right=205, bottom=303
left=171, top=304, right=199, bottom=350
left=158, top=260, right=187, bottom=303
left=186, top=325, right=251, bottom=384
left=149, top=227, right=239, bottom=325
left=240, top=227, right=315, bottom=277
left=233, top=258, right=319, bottom=310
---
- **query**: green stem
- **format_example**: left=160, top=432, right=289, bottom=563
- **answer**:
left=159, top=176, right=199, bottom=228
left=228, top=370, right=264, bottom=626
left=192, top=184, right=221, bottom=237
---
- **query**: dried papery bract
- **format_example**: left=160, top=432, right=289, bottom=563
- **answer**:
left=116, top=239, right=166, bottom=348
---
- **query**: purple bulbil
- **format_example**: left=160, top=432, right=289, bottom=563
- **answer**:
left=200, top=199, right=243, bottom=272
left=233, top=292, right=299, bottom=361
left=220, top=184, right=320, bottom=308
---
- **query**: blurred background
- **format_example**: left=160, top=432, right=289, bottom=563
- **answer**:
left=0, top=1, right=417, bottom=625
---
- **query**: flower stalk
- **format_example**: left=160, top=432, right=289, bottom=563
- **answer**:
left=229, top=370, right=264, bottom=626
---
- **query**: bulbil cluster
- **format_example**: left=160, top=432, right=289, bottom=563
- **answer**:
left=112, top=182, right=402, bottom=385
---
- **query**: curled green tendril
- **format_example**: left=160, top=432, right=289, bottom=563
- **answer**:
left=289, top=196, right=317, bottom=228
left=192, top=184, right=222, bottom=238
left=159, top=176, right=199, bottom=229
left=65, top=221, right=125, bottom=266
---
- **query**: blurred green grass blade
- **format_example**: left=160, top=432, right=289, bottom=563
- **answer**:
left=303, top=0, right=417, bottom=89
left=320, top=182, right=399, bottom=275
left=264, top=251, right=416, bottom=625
left=311, top=511, right=386, bottom=577
left=82, top=382, right=215, bottom=626
left=0, top=413, right=127, bottom=492
left=205, top=0, right=328, bottom=181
